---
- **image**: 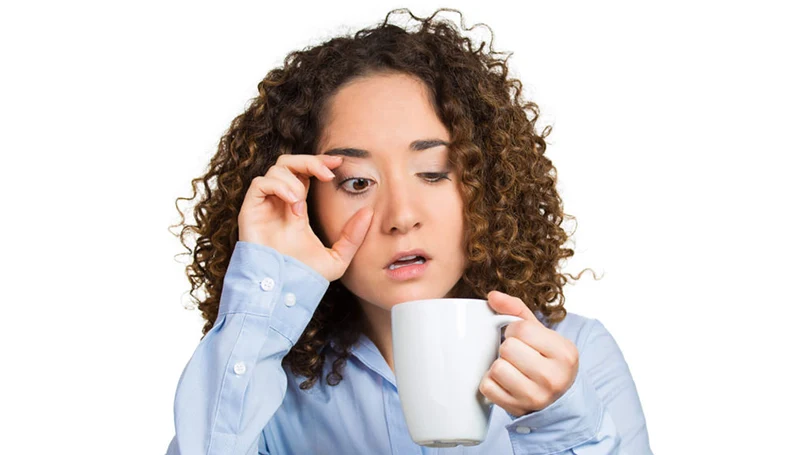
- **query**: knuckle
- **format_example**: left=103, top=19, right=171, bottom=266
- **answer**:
left=528, top=395, right=544, bottom=410
left=570, top=349, right=579, bottom=366
left=251, top=176, right=270, bottom=190
left=273, top=163, right=295, bottom=178
left=292, top=178, right=306, bottom=194
left=499, top=337, right=517, bottom=359
left=284, top=184, right=299, bottom=199
left=513, top=321, right=531, bottom=340
left=563, top=343, right=579, bottom=365
left=479, top=378, right=494, bottom=395
left=504, top=320, right=520, bottom=337
left=536, top=391, right=552, bottom=407
left=547, top=373, right=567, bottom=392
left=491, top=358, right=509, bottom=376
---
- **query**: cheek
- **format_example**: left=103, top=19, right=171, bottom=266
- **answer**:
left=433, top=190, right=465, bottom=224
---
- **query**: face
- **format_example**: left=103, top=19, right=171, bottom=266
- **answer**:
left=311, top=72, right=467, bottom=313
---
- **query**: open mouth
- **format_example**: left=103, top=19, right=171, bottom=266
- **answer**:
left=387, top=255, right=427, bottom=270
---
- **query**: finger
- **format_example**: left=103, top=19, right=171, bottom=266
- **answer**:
left=274, top=154, right=342, bottom=185
left=267, top=167, right=307, bottom=200
left=486, top=290, right=538, bottom=321
left=246, top=175, right=300, bottom=206
left=319, top=154, right=344, bottom=170
left=503, top=320, right=575, bottom=361
left=479, top=370, right=520, bottom=411
left=329, top=207, right=374, bottom=266
left=489, top=358, right=542, bottom=398
left=269, top=155, right=342, bottom=217
left=498, top=336, right=553, bottom=384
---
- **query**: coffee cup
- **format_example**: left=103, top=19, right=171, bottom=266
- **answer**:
left=391, top=298, right=521, bottom=447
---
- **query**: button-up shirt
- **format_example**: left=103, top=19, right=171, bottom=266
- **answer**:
left=166, top=241, right=652, bottom=454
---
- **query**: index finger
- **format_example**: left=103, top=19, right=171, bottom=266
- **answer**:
left=272, top=153, right=343, bottom=184
left=487, top=290, right=539, bottom=322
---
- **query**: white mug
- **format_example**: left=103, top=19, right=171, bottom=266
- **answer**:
left=391, top=298, right=521, bottom=447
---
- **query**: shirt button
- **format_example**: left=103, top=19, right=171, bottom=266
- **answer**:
left=260, top=278, right=275, bottom=291
left=515, top=426, right=531, bottom=434
left=233, top=361, right=246, bottom=375
left=284, top=292, right=296, bottom=307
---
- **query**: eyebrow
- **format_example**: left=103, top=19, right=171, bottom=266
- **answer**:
left=321, top=139, right=449, bottom=158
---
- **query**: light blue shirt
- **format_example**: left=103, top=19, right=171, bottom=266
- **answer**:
left=166, top=241, right=652, bottom=454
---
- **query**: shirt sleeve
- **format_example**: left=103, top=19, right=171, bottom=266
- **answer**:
left=504, top=319, right=653, bottom=455
left=165, top=241, right=330, bottom=455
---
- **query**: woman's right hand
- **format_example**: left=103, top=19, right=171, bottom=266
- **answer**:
left=237, top=153, right=373, bottom=283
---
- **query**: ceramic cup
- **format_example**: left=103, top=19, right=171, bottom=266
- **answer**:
left=391, top=298, right=520, bottom=447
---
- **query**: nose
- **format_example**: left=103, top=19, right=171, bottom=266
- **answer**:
left=378, top=177, right=421, bottom=235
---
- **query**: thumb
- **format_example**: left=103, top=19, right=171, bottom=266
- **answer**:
left=329, top=207, right=374, bottom=266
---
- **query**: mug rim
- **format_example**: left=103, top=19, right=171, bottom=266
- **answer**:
left=392, top=298, right=488, bottom=310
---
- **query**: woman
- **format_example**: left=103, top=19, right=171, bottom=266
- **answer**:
left=167, top=8, right=652, bottom=454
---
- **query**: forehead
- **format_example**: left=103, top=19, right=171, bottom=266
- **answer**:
left=317, top=73, right=449, bottom=155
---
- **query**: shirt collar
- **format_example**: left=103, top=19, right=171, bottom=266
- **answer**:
left=327, top=333, right=397, bottom=388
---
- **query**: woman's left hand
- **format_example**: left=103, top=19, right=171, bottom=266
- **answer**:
left=479, top=290, right=580, bottom=418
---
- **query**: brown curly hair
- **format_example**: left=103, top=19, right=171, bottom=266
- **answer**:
left=170, top=7, right=598, bottom=391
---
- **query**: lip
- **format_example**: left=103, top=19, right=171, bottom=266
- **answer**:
left=384, top=260, right=429, bottom=281
left=385, top=249, right=431, bottom=268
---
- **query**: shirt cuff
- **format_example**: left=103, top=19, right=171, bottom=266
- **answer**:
left=505, top=369, right=604, bottom=455
left=218, top=241, right=330, bottom=343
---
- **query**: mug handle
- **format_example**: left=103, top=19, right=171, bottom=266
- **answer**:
left=482, top=314, right=522, bottom=406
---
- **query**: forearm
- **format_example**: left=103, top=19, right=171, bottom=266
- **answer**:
left=167, top=241, right=329, bottom=455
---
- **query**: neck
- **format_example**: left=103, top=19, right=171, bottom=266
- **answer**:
left=359, top=301, right=394, bottom=373
left=354, top=281, right=469, bottom=373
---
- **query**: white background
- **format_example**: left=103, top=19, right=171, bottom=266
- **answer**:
left=1, top=1, right=806, bottom=453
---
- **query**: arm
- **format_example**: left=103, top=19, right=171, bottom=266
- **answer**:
left=166, top=241, right=330, bottom=455
left=505, top=319, right=652, bottom=455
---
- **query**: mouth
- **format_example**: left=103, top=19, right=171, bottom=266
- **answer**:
left=385, top=249, right=431, bottom=269
left=384, top=255, right=430, bottom=281
left=386, top=255, right=428, bottom=270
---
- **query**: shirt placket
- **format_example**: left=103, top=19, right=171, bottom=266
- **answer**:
left=382, top=380, right=424, bottom=455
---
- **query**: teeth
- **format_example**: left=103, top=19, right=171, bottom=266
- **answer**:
left=388, top=258, right=426, bottom=270
left=397, top=255, right=418, bottom=261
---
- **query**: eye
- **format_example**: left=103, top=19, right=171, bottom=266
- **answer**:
left=336, top=172, right=451, bottom=198
left=421, top=172, right=451, bottom=183
left=338, top=177, right=376, bottom=198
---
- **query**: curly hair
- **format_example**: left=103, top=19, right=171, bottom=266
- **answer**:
left=170, top=7, right=598, bottom=391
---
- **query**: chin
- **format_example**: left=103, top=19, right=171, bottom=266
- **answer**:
left=386, top=288, right=452, bottom=307
left=342, top=269, right=463, bottom=310
left=347, top=288, right=442, bottom=312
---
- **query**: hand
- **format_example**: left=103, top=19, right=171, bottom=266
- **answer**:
left=479, top=290, right=579, bottom=417
left=237, top=153, right=374, bottom=282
